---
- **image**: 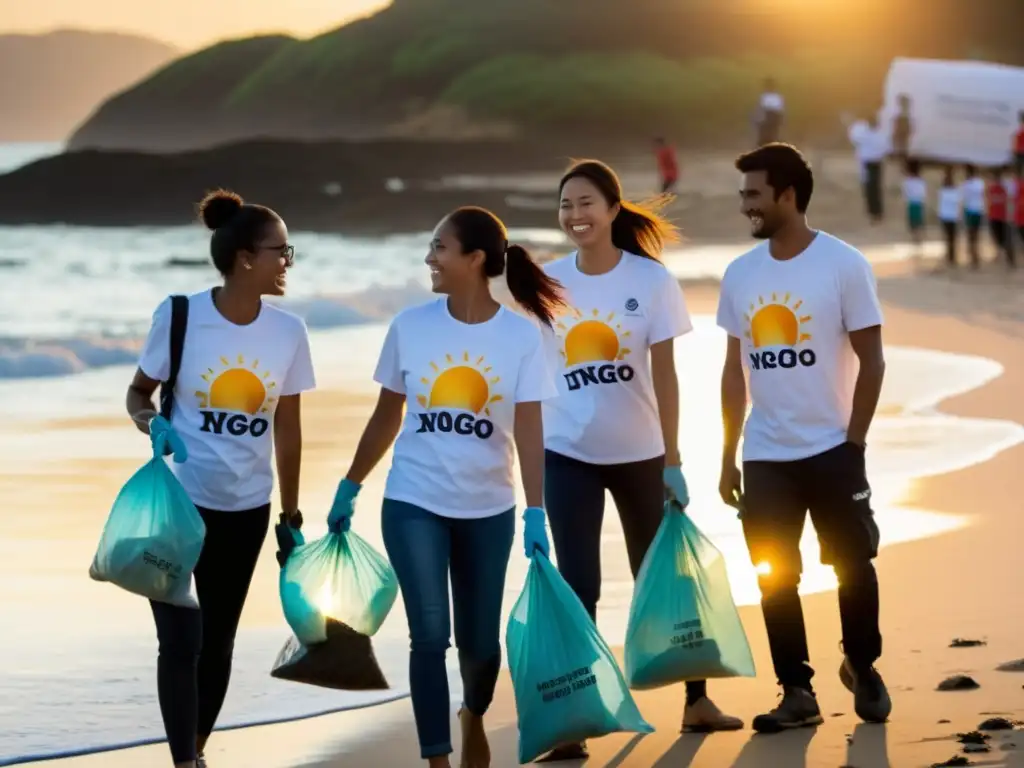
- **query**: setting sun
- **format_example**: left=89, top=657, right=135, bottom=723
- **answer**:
left=196, top=355, right=276, bottom=414
left=745, top=293, right=812, bottom=348
left=418, top=352, right=502, bottom=414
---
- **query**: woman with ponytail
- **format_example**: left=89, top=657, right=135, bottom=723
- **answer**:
left=325, top=206, right=564, bottom=767
left=536, top=161, right=743, bottom=760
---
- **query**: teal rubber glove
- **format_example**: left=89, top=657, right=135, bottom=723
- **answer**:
left=327, top=478, right=361, bottom=533
left=523, top=506, right=550, bottom=558
left=149, top=414, right=187, bottom=463
left=663, top=465, right=690, bottom=507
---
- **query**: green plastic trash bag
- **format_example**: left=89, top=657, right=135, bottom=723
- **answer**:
left=624, top=501, right=755, bottom=690
left=279, top=528, right=399, bottom=645
left=506, top=553, right=653, bottom=764
left=88, top=430, right=205, bottom=607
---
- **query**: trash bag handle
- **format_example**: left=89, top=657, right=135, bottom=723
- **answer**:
left=151, top=429, right=169, bottom=459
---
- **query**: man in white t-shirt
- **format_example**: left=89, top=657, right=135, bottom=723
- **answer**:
left=847, top=115, right=889, bottom=223
left=717, top=143, right=891, bottom=733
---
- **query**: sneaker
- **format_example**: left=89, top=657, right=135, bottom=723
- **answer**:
left=751, top=687, right=824, bottom=734
left=196, top=756, right=207, bottom=768
left=682, top=697, right=745, bottom=733
left=840, top=657, right=892, bottom=723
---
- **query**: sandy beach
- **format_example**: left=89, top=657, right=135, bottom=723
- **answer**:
left=14, top=243, right=1021, bottom=768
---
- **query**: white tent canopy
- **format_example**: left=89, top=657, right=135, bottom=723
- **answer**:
left=880, top=57, right=1024, bottom=166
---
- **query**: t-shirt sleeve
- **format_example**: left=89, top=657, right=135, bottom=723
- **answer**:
left=137, top=297, right=172, bottom=381
left=648, top=269, right=693, bottom=345
left=372, top=318, right=405, bottom=394
left=715, top=267, right=743, bottom=338
left=280, top=319, right=317, bottom=396
left=841, top=251, right=884, bottom=331
left=515, top=327, right=558, bottom=403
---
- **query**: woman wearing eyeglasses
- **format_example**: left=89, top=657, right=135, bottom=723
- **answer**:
left=125, top=189, right=315, bottom=768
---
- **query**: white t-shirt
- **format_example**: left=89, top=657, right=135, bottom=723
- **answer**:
left=375, top=299, right=556, bottom=519
left=716, top=233, right=884, bottom=462
left=902, top=177, right=927, bottom=204
left=850, top=124, right=889, bottom=163
left=540, top=252, right=693, bottom=465
left=138, top=290, right=316, bottom=511
left=961, top=177, right=986, bottom=214
left=937, top=186, right=962, bottom=222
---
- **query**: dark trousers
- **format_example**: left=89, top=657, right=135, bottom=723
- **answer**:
left=150, top=503, right=271, bottom=764
left=863, top=162, right=884, bottom=220
left=741, top=442, right=882, bottom=692
left=544, top=450, right=707, bottom=702
left=989, top=219, right=1016, bottom=266
left=382, top=499, right=514, bottom=759
left=942, top=220, right=958, bottom=265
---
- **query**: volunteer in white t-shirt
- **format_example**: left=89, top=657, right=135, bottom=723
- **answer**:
left=534, top=160, right=742, bottom=762
left=126, top=190, right=316, bottom=768
left=326, top=207, right=563, bottom=768
left=937, top=165, right=963, bottom=266
left=848, top=116, right=889, bottom=222
left=757, top=77, right=785, bottom=145
left=901, top=158, right=927, bottom=248
left=718, top=144, right=890, bottom=734
left=961, top=164, right=986, bottom=268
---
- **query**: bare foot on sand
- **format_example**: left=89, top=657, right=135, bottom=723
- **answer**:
left=459, top=708, right=490, bottom=768
left=428, top=756, right=452, bottom=768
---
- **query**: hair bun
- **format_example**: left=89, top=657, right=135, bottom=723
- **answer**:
left=198, top=189, right=244, bottom=230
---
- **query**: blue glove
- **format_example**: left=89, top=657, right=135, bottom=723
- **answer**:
left=523, top=506, right=550, bottom=558
left=663, top=465, right=690, bottom=507
left=149, top=414, right=187, bottom=463
left=327, top=478, right=361, bottom=533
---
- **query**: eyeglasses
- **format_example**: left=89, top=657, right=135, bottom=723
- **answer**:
left=259, top=243, right=296, bottom=265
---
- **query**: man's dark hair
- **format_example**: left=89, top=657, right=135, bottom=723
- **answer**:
left=734, top=143, right=814, bottom=213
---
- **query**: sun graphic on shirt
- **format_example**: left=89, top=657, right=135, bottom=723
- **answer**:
left=417, top=351, right=503, bottom=415
left=195, top=355, right=277, bottom=414
left=744, top=293, right=813, bottom=348
left=554, top=308, right=632, bottom=367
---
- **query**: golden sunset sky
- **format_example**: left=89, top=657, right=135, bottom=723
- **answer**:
left=0, top=0, right=391, bottom=50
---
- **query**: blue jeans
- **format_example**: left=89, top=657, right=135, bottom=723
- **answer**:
left=382, top=499, right=515, bottom=759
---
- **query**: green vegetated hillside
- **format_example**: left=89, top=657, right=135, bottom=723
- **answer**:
left=69, top=0, right=1024, bottom=151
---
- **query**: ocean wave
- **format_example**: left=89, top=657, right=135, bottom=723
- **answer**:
left=0, top=281, right=432, bottom=381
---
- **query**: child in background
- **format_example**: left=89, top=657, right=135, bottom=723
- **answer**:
left=937, top=165, right=962, bottom=267
left=901, top=159, right=927, bottom=251
left=986, top=167, right=1014, bottom=267
left=961, top=165, right=985, bottom=268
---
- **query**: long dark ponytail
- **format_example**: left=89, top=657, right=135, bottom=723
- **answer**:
left=446, top=206, right=566, bottom=327
left=559, top=159, right=681, bottom=260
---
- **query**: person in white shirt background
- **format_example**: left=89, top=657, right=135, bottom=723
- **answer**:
left=756, top=77, right=785, bottom=146
left=900, top=158, right=927, bottom=250
left=535, top=159, right=743, bottom=762
left=126, top=190, right=316, bottom=768
left=325, top=206, right=564, bottom=768
left=961, top=164, right=986, bottom=268
left=846, top=114, right=890, bottom=224
left=937, top=165, right=963, bottom=267
left=718, top=143, right=891, bottom=734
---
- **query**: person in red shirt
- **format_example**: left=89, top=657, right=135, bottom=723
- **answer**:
left=1014, top=112, right=1024, bottom=176
left=986, top=168, right=1014, bottom=267
left=653, top=137, right=679, bottom=194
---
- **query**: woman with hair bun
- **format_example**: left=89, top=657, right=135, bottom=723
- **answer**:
left=125, top=189, right=316, bottom=767
left=537, top=160, right=743, bottom=760
left=326, top=206, right=564, bottom=767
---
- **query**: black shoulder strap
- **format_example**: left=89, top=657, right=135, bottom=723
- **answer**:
left=159, top=295, right=189, bottom=421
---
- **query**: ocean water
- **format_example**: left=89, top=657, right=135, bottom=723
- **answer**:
left=1, top=150, right=1023, bottom=763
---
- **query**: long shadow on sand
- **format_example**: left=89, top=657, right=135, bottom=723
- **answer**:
left=650, top=733, right=707, bottom=766
left=730, top=727, right=817, bottom=768
left=845, top=723, right=890, bottom=767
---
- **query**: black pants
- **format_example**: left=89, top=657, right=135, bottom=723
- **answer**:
left=742, top=442, right=881, bottom=692
left=150, top=503, right=271, bottom=763
left=544, top=450, right=706, bottom=702
left=942, top=220, right=958, bottom=265
left=863, top=162, right=883, bottom=220
left=989, top=220, right=1016, bottom=266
